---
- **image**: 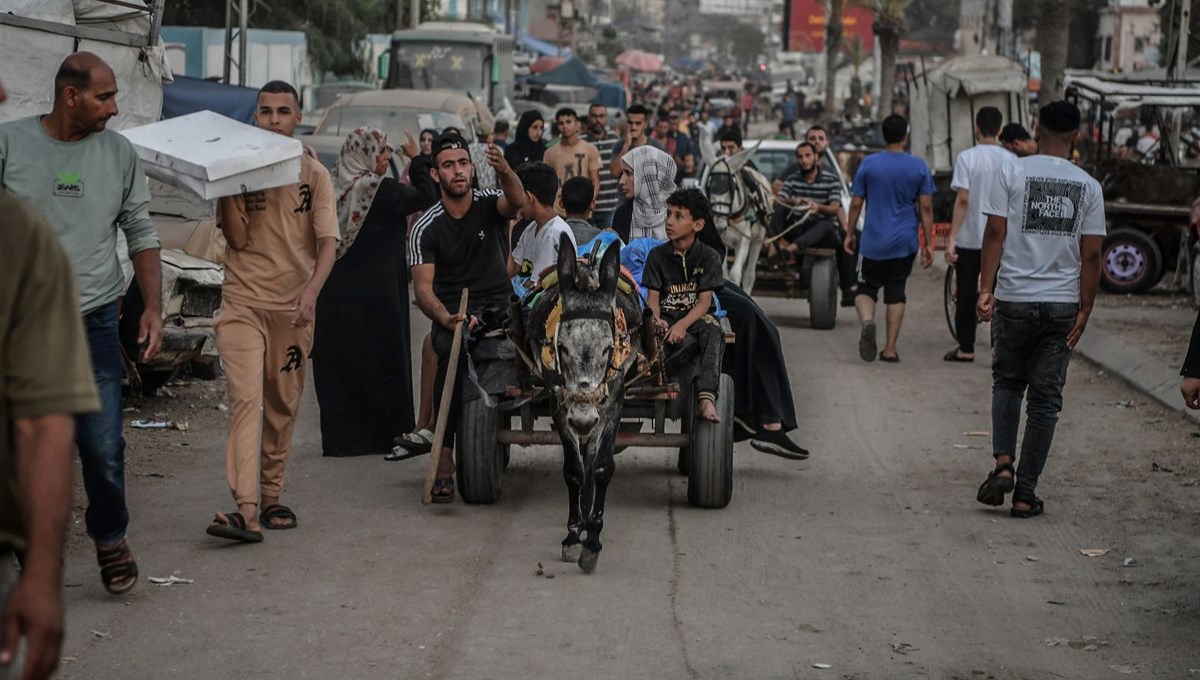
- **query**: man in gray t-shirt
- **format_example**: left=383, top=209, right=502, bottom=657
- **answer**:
left=0, top=53, right=162, bottom=594
left=974, top=100, right=1105, bottom=518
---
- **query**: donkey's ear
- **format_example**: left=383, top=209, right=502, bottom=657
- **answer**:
left=557, top=232, right=577, bottom=289
left=598, top=242, right=621, bottom=297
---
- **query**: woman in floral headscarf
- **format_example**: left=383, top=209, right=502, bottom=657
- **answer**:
left=311, top=127, right=439, bottom=457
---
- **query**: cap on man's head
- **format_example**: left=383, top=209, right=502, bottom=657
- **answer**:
left=1037, top=100, right=1082, bottom=134
left=433, top=132, right=469, bottom=160
left=999, top=123, right=1032, bottom=143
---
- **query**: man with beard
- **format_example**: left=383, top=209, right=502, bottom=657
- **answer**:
left=772, top=142, right=843, bottom=261
left=999, top=124, right=1037, bottom=157
left=408, top=133, right=525, bottom=503
left=0, top=53, right=162, bottom=594
left=582, top=103, right=622, bottom=229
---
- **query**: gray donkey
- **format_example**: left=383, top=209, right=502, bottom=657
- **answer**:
left=526, top=234, right=642, bottom=573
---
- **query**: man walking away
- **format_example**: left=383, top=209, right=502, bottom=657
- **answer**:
left=945, top=106, right=1014, bottom=362
left=583, top=104, right=621, bottom=229
left=845, top=115, right=935, bottom=363
left=208, top=80, right=340, bottom=542
left=975, top=100, right=1105, bottom=518
left=0, top=53, right=163, bottom=595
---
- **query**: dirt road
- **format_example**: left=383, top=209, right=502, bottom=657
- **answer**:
left=55, top=267, right=1200, bottom=679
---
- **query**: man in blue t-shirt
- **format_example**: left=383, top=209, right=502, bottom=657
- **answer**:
left=844, top=114, right=935, bottom=363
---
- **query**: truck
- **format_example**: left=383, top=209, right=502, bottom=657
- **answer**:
left=385, top=21, right=515, bottom=111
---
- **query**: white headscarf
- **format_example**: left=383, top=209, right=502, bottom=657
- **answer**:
left=331, top=127, right=387, bottom=259
left=622, top=145, right=677, bottom=240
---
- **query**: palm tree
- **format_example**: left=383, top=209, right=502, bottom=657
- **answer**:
left=823, top=0, right=844, bottom=122
left=1038, top=0, right=1070, bottom=102
left=871, top=0, right=910, bottom=120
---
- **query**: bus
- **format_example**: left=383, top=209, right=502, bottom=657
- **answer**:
left=385, top=22, right=514, bottom=110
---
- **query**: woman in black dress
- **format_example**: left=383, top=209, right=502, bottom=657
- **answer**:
left=312, top=128, right=439, bottom=456
left=503, top=110, right=546, bottom=168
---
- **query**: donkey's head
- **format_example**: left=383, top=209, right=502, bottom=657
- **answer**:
left=553, top=233, right=624, bottom=437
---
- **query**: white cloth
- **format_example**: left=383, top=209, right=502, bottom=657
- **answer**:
left=513, top=215, right=576, bottom=280
left=950, top=143, right=1015, bottom=250
left=621, top=145, right=677, bottom=240
left=981, top=155, right=1107, bottom=304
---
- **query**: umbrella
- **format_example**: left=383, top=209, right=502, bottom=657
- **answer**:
left=530, top=55, right=567, bottom=74
left=615, top=50, right=665, bottom=73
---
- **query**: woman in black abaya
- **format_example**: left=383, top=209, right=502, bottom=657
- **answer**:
left=312, top=127, right=439, bottom=456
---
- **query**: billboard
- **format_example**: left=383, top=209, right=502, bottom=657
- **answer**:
left=787, top=0, right=875, bottom=53
left=699, top=0, right=765, bottom=16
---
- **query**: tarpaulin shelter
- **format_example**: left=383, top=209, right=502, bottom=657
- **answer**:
left=908, top=55, right=1030, bottom=172
left=615, top=50, right=664, bottom=73
left=526, top=55, right=627, bottom=110
left=530, top=55, right=567, bottom=74
left=162, top=76, right=258, bottom=124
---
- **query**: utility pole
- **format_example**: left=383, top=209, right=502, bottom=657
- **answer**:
left=223, top=0, right=249, bottom=86
left=1172, top=0, right=1191, bottom=80
left=411, top=0, right=421, bottom=32
left=996, top=0, right=1012, bottom=58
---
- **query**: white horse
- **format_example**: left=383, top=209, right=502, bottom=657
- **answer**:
left=698, top=131, right=774, bottom=293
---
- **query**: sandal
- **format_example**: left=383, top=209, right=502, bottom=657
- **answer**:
left=943, top=349, right=974, bottom=363
left=431, top=476, right=455, bottom=504
left=1010, top=497, right=1045, bottom=519
left=976, top=463, right=1015, bottom=506
left=393, top=428, right=434, bottom=454
left=260, top=503, right=298, bottom=530
left=96, top=540, right=139, bottom=595
left=206, top=512, right=264, bottom=543
left=879, top=353, right=900, bottom=363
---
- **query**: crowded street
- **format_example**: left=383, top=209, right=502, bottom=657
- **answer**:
left=54, top=270, right=1200, bottom=679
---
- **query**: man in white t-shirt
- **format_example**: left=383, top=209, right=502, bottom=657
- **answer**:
left=975, top=100, right=1105, bottom=519
left=944, top=106, right=1015, bottom=362
left=509, top=162, right=577, bottom=297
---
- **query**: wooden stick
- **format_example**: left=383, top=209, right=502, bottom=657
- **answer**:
left=422, top=288, right=469, bottom=505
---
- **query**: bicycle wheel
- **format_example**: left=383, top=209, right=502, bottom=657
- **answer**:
left=944, top=264, right=958, bottom=342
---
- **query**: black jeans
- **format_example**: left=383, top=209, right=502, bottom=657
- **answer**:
left=954, top=248, right=981, bottom=353
left=991, top=301, right=1077, bottom=504
left=663, top=313, right=724, bottom=402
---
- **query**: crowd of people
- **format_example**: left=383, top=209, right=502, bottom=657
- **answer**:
left=9, top=51, right=1200, bottom=680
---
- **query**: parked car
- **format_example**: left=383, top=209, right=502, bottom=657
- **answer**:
left=119, top=180, right=225, bottom=392
left=310, top=88, right=482, bottom=150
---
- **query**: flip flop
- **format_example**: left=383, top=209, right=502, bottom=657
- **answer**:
left=206, top=512, right=264, bottom=543
left=880, top=353, right=900, bottom=363
left=859, top=322, right=877, bottom=362
left=393, top=428, right=434, bottom=453
left=943, top=349, right=974, bottom=363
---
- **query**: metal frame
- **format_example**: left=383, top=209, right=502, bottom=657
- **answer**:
left=0, top=1, right=163, bottom=48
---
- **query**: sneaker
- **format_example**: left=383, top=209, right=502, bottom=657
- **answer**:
left=859, top=321, right=877, bottom=362
left=750, top=429, right=810, bottom=460
left=733, top=415, right=756, bottom=442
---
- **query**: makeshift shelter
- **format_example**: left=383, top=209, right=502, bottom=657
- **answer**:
left=908, top=55, right=1030, bottom=172
left=526, top=55, right=627, bottom=110
left=162, top=76, right=258, bottom=124
left=615, top=50, right=664, bottom=74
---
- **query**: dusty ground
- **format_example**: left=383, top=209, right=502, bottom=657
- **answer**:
left=51, top=266, right=1200, bottom=679
left=1091, top=284, right=1196, bottom=367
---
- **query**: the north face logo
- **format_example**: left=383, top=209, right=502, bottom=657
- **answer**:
left=53, top=170, right=84, bottom=198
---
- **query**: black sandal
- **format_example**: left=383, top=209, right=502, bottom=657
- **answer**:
left=260, top=503, right=298, bottom=530
left=1010, top=497, right=1045, bottom=519
left=943, top=349, right=974, bottom=363
left=976, top=463, right=1015, bottom=506
left=96, top=540, right=139, bottom=595
left=431, top=476, right=455, bottom=504
left=206, top=511, right=264, bottom=543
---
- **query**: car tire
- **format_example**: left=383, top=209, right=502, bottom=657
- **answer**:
left=1101, top=228, right=1163, bottom=294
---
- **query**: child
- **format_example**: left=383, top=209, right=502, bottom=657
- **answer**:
left=560, top=176, right=600, bottom=244
left=509, top=162, right=576, bottom=298
left=642, top=188, right=725, bottom=423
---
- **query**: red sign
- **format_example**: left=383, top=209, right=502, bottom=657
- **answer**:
left=788, top=0, right=875, bottom=53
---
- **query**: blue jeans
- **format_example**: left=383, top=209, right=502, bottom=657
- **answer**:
left=990, top=301, right=1077, bottom=504
left=591, top=210, right=615, bottom=230
left=77, top=302, right=128, bottom=546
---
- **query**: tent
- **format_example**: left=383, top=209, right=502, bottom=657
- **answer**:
left=615, top=50, right=664, bottom=73
left=526, top=55, right=628, bottom=110
left=908, top=55, right=1030, bottom=172
left=162, top=76, right=259, bottom=124
left=517, top=31, right=570, bottom=57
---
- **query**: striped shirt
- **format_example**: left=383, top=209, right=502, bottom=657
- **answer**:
left=584, top=130, right=621, bottom=213
left=780, top=168, right=842, bottom=229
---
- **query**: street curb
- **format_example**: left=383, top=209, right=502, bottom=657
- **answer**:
left=930, top=258, right=1198, bottom=424
left=1073, top=327, right=1200, bottom=425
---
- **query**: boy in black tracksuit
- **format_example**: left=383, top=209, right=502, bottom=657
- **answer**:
left=643, top=188, right=725, bottom=422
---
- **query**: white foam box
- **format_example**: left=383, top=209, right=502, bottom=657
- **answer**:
left=120, top=110, right=303, bottom=200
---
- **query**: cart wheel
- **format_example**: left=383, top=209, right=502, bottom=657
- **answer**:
left=944, top=265, right=958, bottom=343
left=808, top=257, right=837, bottom=330
left=687, top=374, right=734, bottom=509
left=456, top=396, right=505, bottom=504
left=1101, top=229, right=1162, bottom=294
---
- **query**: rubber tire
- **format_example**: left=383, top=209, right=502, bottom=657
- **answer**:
left=677, top=392, right=693, bottom=475
left=456, top=396, right=504, bottom=504
left=687, top=373, right=734, bottom=509
left=944, top=265, right=958, bottom=343
left=808, top=256, right=838, bottom=330
left=1101, top=229, right=1163, bottom=294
